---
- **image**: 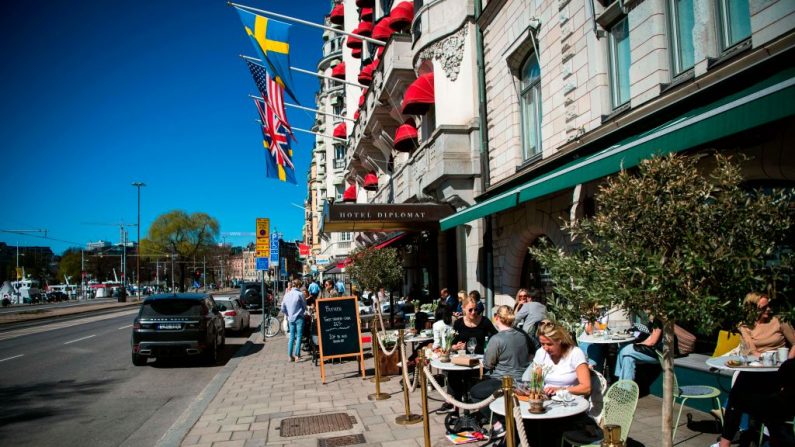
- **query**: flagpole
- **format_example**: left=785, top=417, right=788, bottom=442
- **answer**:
left=230, top=2, right=386, bottom=46
left=240, top=55, right=367, bottom=89
left=255, top=120, right=347, bottom=143
left=249, top=94, right=355, bottom=123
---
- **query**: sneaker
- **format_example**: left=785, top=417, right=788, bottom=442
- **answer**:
left=491, top=421, right=506, bottom=438
left=438, top=403, right=456, bottom=414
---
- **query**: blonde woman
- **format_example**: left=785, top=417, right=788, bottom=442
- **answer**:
left=522, top=320, right=591, bottom=397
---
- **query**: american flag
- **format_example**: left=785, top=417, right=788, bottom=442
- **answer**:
left=246, top=59, right=292, bottom=138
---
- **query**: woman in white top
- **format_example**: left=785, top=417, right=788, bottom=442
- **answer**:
left=522, top=319, right=591, bottom=396
left=432, top=304, right=453, bottom=349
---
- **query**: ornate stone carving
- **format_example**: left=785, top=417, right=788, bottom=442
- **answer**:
left=416, top=25, right=469, bottom=81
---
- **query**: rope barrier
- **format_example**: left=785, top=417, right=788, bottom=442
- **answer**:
left=513, top=403, right=530, bottom=447
left=372, top=307, right=399, bottom=356
left=421, top=365, right=500, bottom=411
left=400, top=337, right=420, bottom=392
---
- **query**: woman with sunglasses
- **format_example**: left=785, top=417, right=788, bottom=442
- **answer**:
left=715, top=293, right=795, bottom=447
left=439, top=295, right=498, bottom=414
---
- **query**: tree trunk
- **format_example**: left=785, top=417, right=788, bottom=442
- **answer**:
left=661, top=320, right=676, bottom=447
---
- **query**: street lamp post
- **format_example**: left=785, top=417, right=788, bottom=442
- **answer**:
left=132, top=182, right=145, bottom=299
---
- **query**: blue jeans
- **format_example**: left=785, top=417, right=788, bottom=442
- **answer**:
left=614, top=344, right=658, bottom=380
left=287, top=317, right=304, bottom=358
left=579, top=341, right=608, bottom=371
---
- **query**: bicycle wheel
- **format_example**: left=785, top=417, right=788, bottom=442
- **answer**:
left=263, top=315, right=281, bottom=337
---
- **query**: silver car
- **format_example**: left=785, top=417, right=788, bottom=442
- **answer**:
left=214, top=297, right=251, bottom=333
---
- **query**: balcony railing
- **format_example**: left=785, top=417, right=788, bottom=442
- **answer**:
left=333, top=159, right=345, bottom=170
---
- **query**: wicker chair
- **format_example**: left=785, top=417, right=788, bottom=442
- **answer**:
left=562, top=380, right=640, bottom=446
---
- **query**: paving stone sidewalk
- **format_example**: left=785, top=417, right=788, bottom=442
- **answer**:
left=176, top=332, right=721, bottom=447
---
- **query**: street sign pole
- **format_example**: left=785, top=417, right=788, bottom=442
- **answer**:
left=260, top=269, right=265, bottom=338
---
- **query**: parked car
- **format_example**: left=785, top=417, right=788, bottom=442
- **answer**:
left=214, top=297, right=250, bottom=333
left=45, top=291, right=69, bottom=302
left=131, top=293, right=225, bottom=366
left=238, top=282, right=273, bottom=312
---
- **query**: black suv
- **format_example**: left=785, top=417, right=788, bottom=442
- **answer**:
left=238, top=282, right=273, bottom=312
left=131, top=293, right=225, bottom=366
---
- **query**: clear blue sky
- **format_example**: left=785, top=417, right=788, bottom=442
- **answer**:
left=0, top=1, right=327, bottom=255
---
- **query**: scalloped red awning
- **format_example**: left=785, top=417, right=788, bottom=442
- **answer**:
left=333, top=122, right=347, bottom=138
left=402, top=72, right=435, bottom=115
left=346, top=35, right=363, bottom=49
left=331, top=62, right=345, bottom=79
left=355, top=0, right=374, bottom=7
left=390, top=2, right=414, bottom=30
left=358, top=64, right=374, bottom=85
left=394, top=120, right=418, bottom=152
left=358, top=88, right=368, bottom=108
left=360, top=7, right=373, bottom=21
left=353, top=110, right=360, bottom=120
left=357, top=21, right=373, bottom=37
left=377, top=45, right=385, bottom=57
left=342, top=184, right=357, bottom=202
left=372, top=17, right=395, bottom=41
left=351, top=47, right=362, bottom=58
left=329, top=3, right=345, bottom=26
left=363, top=171, right=378, bottom=191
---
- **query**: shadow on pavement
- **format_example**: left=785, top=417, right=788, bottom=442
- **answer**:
left=0, top=378, right=115, bottom=425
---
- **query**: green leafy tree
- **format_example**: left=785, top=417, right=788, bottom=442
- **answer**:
left=531, top=154, right=792, bottom=447
left=139, top=211, right=219, bottom=291
left=345, top=246, right=403, bottom=298
left=57, top=248, right=83, bottom=285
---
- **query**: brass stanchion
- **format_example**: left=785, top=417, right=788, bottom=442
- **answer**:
left=368, top=324, right=390, bottom=400
left=395, top=329, right=422, bottom=425
left=502, top=376, right=516, bottom=447
left=418, top=349, right=431, bottom=447
left=369, top=319, right=390, bottom=383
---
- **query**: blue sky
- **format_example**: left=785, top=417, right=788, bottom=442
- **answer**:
left=0, top=1, right=327, bottom=255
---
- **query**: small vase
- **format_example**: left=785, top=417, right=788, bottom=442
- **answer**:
left=528, top=398, right=545, bottom=414
left=439, top=352, right=451, bottom=362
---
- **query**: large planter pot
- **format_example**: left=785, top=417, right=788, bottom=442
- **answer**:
left=378, top=346, right=400, bottom=375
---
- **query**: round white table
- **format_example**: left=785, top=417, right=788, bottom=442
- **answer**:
left=405, top=335, right=433, bottom=344
left=706, top=355, right=781, bottom=373
left=430, top=354, right=483, bottom=371
left=577, top=333, right=637, bottom=344
left=489, top=395, right=589, bottom=419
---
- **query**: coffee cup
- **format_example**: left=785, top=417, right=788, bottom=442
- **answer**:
left=761, top=351, right=775, bottom=366
left=557, top=389, right=573, bottom=402
left=457, top=349, right=466, bottom=356
left=777, top=347, right=789, bottom=364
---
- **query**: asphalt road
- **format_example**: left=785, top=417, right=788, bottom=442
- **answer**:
left=0, top=309, right=260, bottom=447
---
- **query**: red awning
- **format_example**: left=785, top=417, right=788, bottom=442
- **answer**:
left=342, top=184, right=357, bottom=202
left=375, top=232, right=408, bottom=249
left=394, top=119, right=418, bottom=152
left=356, top=0, right=374, bottom=7
left=358, top=88, right=368, bottom=108
left=363, top=171, right=378, bottom=191
left=329, top=3, right=345, bottom=25
left=401, top=72, right=435, bottom=115
left=360, top=7, right=373, bottom=21
left=356, top=21, right=373, bottom=37
left=390, top=1, right=414, bottom=30
left=372, top=17, right=395, bottom=41
left=377, top=45, right=385, bottom=58
left=351, top=47, right=362, bottom=59
left=333, top=122, right=347, bottom=138
left=346, top=35, right=363, bottom=49
left=358, top=63, right=374, bottom=85
left=353, top=110, right=360, bottom=120
left=331, top=62, right=345, bottom=79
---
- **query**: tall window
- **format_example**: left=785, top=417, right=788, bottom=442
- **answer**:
left=669, top=0, right=695, bottom=75
left=340, top=232, right=352, bottom=242
left=718, top=0, right=751, bottom=50
left=608, top=17, right=631, bottom=108
left=520, top=54, right=542, bottom=160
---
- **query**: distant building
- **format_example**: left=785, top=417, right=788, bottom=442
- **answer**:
left=86, top=240, right=112, bottom=251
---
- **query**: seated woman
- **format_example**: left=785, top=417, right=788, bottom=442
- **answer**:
left=614, top=314, right=662, bottom=381
left=469, top=306, right=533, bottom=429
left=521, top=320, right=592, bottom=446
left=717, top=293, right=795, bottom=447
left=439, top=296, right=497, bottom=414
left=432, top=304, right=453, bottom=349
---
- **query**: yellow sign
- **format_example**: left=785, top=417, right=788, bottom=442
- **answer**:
left=256, top=218, right=270, bottom=258
left=16, top=267, right=22, bottom=280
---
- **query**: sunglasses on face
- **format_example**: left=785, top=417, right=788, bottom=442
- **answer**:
left=517, top=294, right=529, bottom=297
left=465, top=308, right=477, bottom=313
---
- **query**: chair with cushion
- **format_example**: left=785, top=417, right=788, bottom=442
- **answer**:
left=562, top=380, right=639, bottom=446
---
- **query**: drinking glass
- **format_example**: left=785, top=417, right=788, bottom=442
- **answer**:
left=466, top=337, right=477, bottom=355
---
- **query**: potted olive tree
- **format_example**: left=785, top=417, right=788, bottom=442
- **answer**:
left=532, top=154, right=792, bottom=447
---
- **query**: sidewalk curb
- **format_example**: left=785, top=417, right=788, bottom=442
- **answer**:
left=155, top=331, right=263, bottom=447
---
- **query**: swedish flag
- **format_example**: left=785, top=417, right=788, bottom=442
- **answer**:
left=236, top=8, right=299, bottom=103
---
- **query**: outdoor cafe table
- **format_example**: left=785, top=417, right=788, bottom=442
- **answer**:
left=405, top=334, right=433, bottom=345
left=429, top=354, right=484, bottom=372
left=706, top=355, right=781, bottom=373
left=577, top=333, right=637, bottom=344
left=489, top=395, right=589, bottom=420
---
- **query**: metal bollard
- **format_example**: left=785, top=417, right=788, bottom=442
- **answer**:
left=369, top=321, right=390, bottom=383
left=395, top=329, right=422, bottom=425
left=368, top=325, right=390, bottom=400
left=418, top=349, right=431, bottom=447
left=502, top=376, right=516, bottom=447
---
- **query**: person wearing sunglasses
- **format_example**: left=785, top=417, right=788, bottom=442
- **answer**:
left=513, top=288, right=547, bottom=335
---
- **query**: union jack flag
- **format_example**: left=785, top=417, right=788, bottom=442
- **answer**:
left=254, top=98, right=296, bottom=184
left=246, top=59, right=293, bottom=139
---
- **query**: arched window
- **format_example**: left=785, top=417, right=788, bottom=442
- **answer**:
left=520, top=55, right=542, bottom=160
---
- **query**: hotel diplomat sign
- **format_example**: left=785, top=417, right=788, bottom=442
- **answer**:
left=322, top=203, right=455, bottom=232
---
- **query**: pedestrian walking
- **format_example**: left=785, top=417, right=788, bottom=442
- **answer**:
left=281, top=279, right=307, bottom=362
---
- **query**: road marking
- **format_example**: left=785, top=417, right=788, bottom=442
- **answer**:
left=0, top=354, right=23, bottom=362
left=0, top=309, right=138, bottom=342
left=118, top=324, right=132, bottom=330
left=64, top=334, right=96, bottom=345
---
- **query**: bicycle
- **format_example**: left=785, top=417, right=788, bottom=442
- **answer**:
left=261, top=295, right=281, bottom=337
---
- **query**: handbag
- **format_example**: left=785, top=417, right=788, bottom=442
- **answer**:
left=673, top=324, right=696, bottom=356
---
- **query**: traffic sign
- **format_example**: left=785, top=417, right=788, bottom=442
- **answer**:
left=269, top=232, right=280, bottom=265
left=256, top=218, right=270, bottom=258
left=316, top=257, right=330, bottom=265
left=256, top=257, right=269, bottom=271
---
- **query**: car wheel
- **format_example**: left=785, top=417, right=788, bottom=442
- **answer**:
left=219, top=329, right=226, bottom=347
left=205, top=337, right=218, bottom=365
left=132, top=352, right=147, bottom=366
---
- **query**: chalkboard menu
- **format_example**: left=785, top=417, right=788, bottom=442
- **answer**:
left=315, top=296, right=365, bottom=383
